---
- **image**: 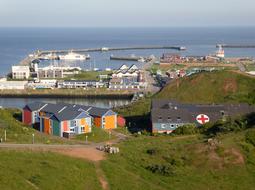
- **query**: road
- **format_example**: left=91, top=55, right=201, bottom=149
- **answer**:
left=0, top=130, right=129, bottom=160
left=143, top=60, right=161, bottom=94
left=236, top=62, right=246, bottom=72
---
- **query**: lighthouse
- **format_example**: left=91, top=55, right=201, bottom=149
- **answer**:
left=216, top=45, right=225, bottom=58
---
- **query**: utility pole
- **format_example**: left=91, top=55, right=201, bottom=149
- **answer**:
left=4, top=130, right=6, bottom=142
left=109, top=131, right=111, bottom=139
left=32, top=134, right=35, bottom=144
left=85, top=136, right=88, bottom=143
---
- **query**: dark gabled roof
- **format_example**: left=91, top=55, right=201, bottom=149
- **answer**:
left=151, top=99, right=255, bottom=124
left=40, top=103, right=69, bottom=114
left=35, top=102, right=116, bottom=119
left=88, top=107, right=116, bottom=117
left=70, top=104, right=92, bottom=112
left=24, top=102, right=47, bottom=111
left=52, top=108, right=90, bottom=121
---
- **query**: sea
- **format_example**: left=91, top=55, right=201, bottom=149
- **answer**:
left=0, top=27, right=255, bottom=108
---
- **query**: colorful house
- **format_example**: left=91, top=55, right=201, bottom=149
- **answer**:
left=75, top=105, right=117, bottom=130
left=23, top=102, right=118, bottom=137
left=39, top=103, right=92, bottom=137
left=88, top=107, right=117, bottom=129
left=22, top=102, right=48, bottom=125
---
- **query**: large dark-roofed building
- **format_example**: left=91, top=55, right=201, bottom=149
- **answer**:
left=151, top=100, right=255, bottom=134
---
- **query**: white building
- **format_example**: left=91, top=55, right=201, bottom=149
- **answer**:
left=112, top=64, right=140, bottom=78
left=12, top=66, right=30, bottom=79
left=27, top=79, right=57, bottom=89
left=0, top=81, right=28, bottom=90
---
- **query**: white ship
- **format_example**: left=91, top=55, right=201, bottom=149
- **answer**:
left=59, top=51, right=89, bottom=60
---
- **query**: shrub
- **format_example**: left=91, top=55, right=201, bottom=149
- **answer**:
left=174, top=124, right=198, bottom=135
left=146, top=148, right=159, bottom=156
left=163, top=156, right=185, bottom=167
left=146, top=164, right=175, bottom=176
left=245, top=130, right=255, bottom=146
left=205, top=117, right=247, bottom=136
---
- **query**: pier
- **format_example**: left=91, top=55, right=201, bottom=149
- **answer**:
left=19, top=45, right=186, bottom=66
left=110, top=55, right=145, bottom=62
left=217, top=44, right=255, bottom=48
left=40, top=46, right=186, bottom=54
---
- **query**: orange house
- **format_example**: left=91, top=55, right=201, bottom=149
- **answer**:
left=88, top=107, right=117, bottom=130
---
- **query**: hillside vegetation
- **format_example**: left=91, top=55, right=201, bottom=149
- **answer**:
left=156, top=71, right=255, bottom=104
left=0, top=150, right=101, bottom=190
left=101, top=128, right=255, bottom=190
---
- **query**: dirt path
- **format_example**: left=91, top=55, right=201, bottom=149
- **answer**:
left=94, top=162, right=109, bottom=190
left=0, top=144, right=105, bottom=162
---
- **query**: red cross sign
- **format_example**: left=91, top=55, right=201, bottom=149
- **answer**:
left=196, top=114, right=210, bottom=125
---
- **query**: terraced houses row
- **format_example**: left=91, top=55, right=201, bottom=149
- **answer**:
left=22, top=102, right=119, bottom=137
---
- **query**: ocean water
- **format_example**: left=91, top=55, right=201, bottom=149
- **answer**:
left=0, top=27, right=255, bottom=109
left=0, top=27, right=255, bottom=76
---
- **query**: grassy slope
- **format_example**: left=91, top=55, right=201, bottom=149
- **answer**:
left=156, top=71, right=255, bottom=104
left=75, top=127, right=116, bottom=143
left=101, top=130, right=255, bottom=190
left=65, top=71, right=112, bottom=81
left=0, top=150, right=101, bottom=190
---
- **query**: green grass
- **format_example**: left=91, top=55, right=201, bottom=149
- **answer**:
left=149, top=64, right=186, bottom=74
left=65, top=71, right=112, bottom=81
left=0, top=150, right=101, bottom=190
left=245, top=63, right=255, bottom=72
left=74, top=127, right=116, bottom=143
left=101, top=130, right=255, bottom=190
left=156, top=70, right=255, bottom=104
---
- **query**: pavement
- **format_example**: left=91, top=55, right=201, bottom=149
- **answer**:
left=142, top=60, right=161, bottom=94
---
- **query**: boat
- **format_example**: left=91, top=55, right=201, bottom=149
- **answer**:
left=105, top=68, right=112, bottom=71
left=59, top=51, right=89, bottom=60
left=101, top=47, right=109, bottom=51
left=138, top=58, right=146, bottom=63
left=40, top=53, right=59, bottom=60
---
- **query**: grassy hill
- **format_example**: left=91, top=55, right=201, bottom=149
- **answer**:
left=0, top=150, right=101, bottom=190
left=156, top=71, right=255, bottom=104
left=101, top=129, right=255, bottom=190
left=1, top=128, right=255, bottom=190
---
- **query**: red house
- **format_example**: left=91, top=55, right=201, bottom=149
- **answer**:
left=22, top=102, right=47, bottom=125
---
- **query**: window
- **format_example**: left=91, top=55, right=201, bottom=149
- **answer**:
left=158, top=116, right=162, bottom=122
left=167, top=117, right=172, bottom=122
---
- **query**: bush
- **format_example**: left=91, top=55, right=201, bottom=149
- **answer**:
left=146, top=164, right=175, bottom=176
left=245, top=130, right=255, bottom=146
left=163, top=156, right=185, bottom=167
left=174, top=124, right=198, bottom=135
left=146, top=148, right=159, bottom=156
left=205, top=117, right=247, bottom=136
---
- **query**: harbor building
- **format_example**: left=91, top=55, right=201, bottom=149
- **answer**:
left=0, top=79, right=28, bottom=90
left=12, top=66, right=30, bottom=79
left=151, top=100, right=255, bottom=134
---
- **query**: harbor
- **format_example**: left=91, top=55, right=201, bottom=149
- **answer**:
left=20, top=45, right=186, bottom=66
